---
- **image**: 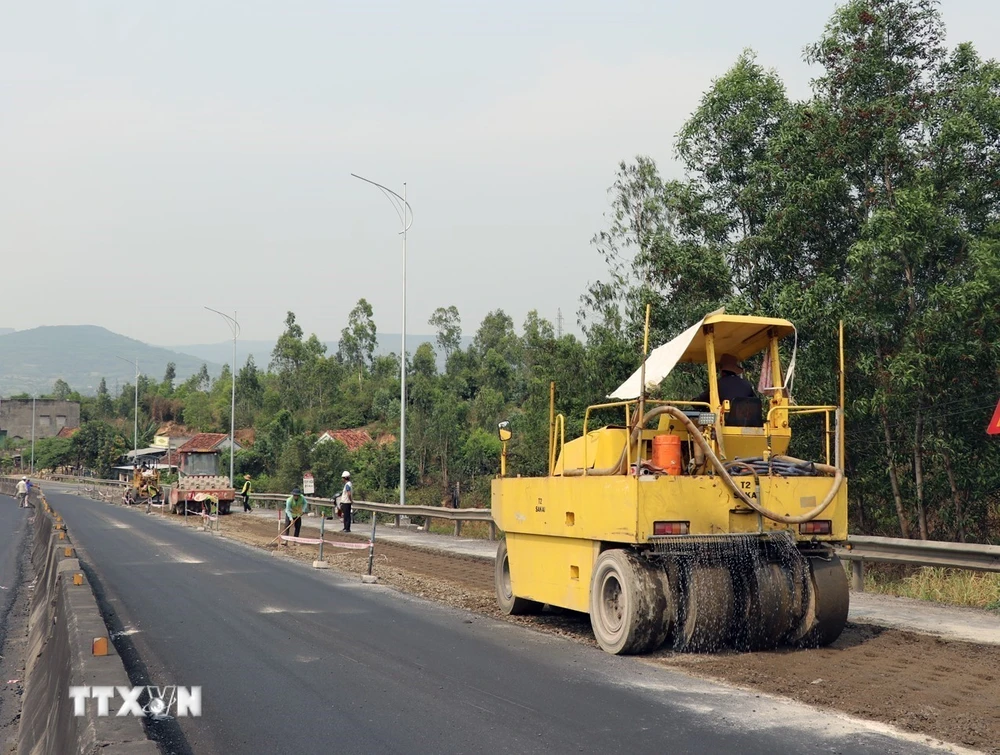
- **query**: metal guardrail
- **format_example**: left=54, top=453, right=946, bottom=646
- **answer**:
left=840, top=535, right=1000, bottom=571
left=837, top=535, right=1000, bottom=591
left=250, top=493, right=496, bottom=539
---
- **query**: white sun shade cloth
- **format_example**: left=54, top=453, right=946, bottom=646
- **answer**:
left=608, top=311, right=717, bottom=400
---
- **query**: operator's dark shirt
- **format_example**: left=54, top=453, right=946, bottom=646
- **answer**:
left=693, top=371, right=756, bottom=405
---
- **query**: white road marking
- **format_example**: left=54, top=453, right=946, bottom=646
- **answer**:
left=259, top=606, right=321, bottom=614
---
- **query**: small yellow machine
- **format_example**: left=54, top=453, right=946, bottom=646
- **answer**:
left=491, top=310, right=850, bottom=654
left=130, top=466, right=162, bottom=504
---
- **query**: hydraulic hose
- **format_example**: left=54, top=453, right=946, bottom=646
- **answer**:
left=560, top=404, right=844, bottom=525
left=655, top=405, right=844, bottom=525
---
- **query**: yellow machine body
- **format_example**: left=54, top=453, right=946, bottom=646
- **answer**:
left=131, top=467, right=161, bottom=500
left=492, top=473, right=847, bottom=613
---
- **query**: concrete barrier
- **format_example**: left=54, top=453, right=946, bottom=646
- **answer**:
left=15, top=488, right=156, bottom=754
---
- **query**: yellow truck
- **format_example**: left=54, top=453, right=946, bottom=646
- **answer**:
left=491, top=310, right=849, bottom=654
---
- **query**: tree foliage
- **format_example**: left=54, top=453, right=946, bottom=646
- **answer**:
left=582, top=0, right=1000, bottom=541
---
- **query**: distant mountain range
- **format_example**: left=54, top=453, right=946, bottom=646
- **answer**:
left=167, top=334, right=474, bottom=372
left=0, top=326, right=223, bottom=396
left=0, top=326, right=474, bottom=397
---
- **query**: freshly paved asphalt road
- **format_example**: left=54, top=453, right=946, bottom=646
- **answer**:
left=0, top=498, right=28, bottom=625
left=44, top=488, right=950, bottom=755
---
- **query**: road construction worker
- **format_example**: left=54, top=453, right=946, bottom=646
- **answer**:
left=338, top=471, right=353, bottom=533
left=284, top=487, right=308, bottom=541
left=693, top=353, right=763, bottom=426
left=15, top=476, right=28, bottom=508
left=693, top=353, right=756, bottom=405
left=240, top=475, right=252, bottom=512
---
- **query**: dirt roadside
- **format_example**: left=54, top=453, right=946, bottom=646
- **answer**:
left=218, top=514, right=1000, bottom=753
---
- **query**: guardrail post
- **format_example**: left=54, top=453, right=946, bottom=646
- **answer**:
left=425, top=516, right=432, bottom=532
left=851, top=560, right=864, bottom=592
left=454, top=520, right=462, bottom=537
left=395, top=514, right=401, bottom=528
left=489, top=522, right=496, bottom=541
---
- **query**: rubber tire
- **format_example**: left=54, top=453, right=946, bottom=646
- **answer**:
left=739, top=562, right=796, bottom=651
left=589, top=550, right=668, bottom=655
left=674, top=564, right=736, bottom=653
left=790, top=555, right=850, bottom=648
left=495, top=539, right=542, bottom=616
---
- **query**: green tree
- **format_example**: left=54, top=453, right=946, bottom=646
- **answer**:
left=270, top=312, right=326, bottom=411
left=235, top=355, right=264, bottom=427
left=460, top=428, right=502, bottom=479
left=429, top=306, right=462, bottom=359
left=429, top=392, right=466, bottom=489
left=51, top=379, right=72, bottom=400
left=310, top=439, right=353, bottom=497
left=34, top=437, right=74, bottom=470
left=71, top=421, right=128, bottom=477
left=276, top=435, right=311, bottom=492
left=95, top=378, right=113, bottom=417
left=338, top=298, right=378, bottom=376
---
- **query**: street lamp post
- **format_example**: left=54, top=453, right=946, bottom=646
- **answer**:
left=30, top=395, right=35, bottom=475
left=350, top=173, right=412, bottom=507
left=115, top=356, right=139, bottom=472
left=205, top=308, right=239, bottom=493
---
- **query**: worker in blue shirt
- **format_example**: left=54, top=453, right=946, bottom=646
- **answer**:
left=284, top=488, right=309, bottom=541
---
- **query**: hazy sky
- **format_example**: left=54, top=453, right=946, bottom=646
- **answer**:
left=1, top=1, right=995, bottom=348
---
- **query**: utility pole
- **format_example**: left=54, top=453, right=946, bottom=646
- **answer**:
left=30, top=395, right=35, bottom=475
left=115, top=356, right=139, bottom=469
left=205, top=307, right=240, bottom=489
left=350, top=173, right=413, bottom=506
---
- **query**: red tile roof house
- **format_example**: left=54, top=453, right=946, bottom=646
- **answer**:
left=315, top=429, right=397, bottom=450
left=315, top=429, right=373, bottom=451
left=177, top=433, right=239, bottom=453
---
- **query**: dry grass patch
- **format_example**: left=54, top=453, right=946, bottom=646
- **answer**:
left=862, top=565, right=1000, bottom=610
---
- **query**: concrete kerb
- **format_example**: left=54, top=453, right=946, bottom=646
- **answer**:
left=17, top=491, right=156, bottom=755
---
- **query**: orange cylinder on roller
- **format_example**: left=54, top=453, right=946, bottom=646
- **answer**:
left=651, top=434, right=682, bottom=475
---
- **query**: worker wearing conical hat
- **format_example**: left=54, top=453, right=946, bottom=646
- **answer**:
left=240, top=474, right=252, bottom=512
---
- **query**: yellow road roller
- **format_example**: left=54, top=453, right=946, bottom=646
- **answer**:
left=491, top=310, right=849, bottom=654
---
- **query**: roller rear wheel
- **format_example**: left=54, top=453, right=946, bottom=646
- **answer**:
left=589, top=550, right=670, bottom=655
left=495, top=539, right=542, bottom=615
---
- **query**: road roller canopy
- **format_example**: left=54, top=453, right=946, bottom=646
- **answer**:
left=609, top=310, right=795, bottom=400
